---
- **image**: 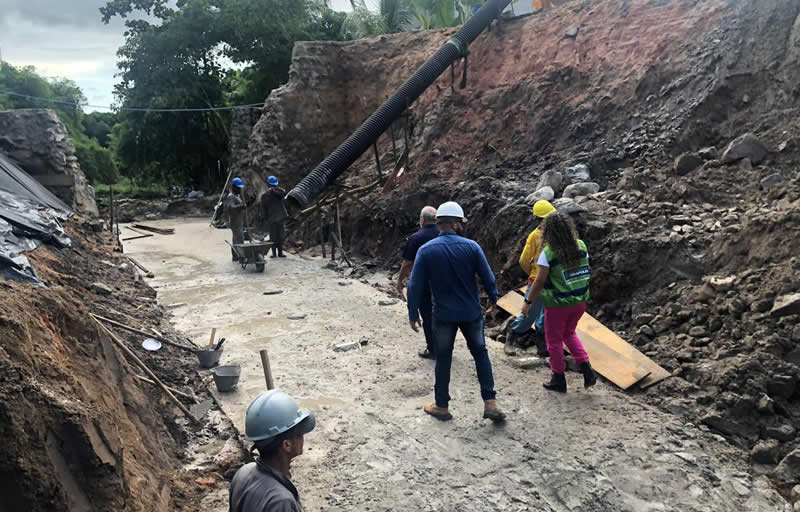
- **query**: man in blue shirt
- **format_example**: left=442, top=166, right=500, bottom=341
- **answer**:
left=396, top=206, right=439, bottom=359
left=407, top=201, right=506, bottom=423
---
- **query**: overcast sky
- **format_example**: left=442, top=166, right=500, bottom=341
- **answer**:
left=0, top=0, right=354, bottom=111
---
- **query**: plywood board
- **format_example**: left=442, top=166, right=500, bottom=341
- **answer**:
left=513, top=286, right=670, bottom=389
left=497, top=291, right=650, bottom=390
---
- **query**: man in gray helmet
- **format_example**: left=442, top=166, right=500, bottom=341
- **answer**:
left=229, top=390, right=316, bottom=512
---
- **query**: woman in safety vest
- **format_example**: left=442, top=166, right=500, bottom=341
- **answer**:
left=520, top=211, right=597, bottom=392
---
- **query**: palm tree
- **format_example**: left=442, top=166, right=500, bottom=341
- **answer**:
left=380, top=0, right=415, bottom=32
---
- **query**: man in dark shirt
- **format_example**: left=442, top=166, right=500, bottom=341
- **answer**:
left=396, top=206, right=439, bottom=359
left=229, top=390, right=316, bottom=512
left=225, top=177, right=246, bottom=261
left=261, top=176, right=288, bottom=258
left=406, top=201, right=506, bottom=423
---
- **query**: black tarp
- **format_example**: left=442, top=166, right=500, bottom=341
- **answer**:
left=0, top=152, right=72, bottom=285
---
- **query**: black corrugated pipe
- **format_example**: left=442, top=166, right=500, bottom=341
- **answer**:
left=286, top=0, right=512, bottom=211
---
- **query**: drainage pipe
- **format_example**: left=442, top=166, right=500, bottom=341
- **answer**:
left=286, top=0, right=512, bottom=210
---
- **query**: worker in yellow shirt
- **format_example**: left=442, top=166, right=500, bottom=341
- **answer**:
left=505, top=200, right=555, bottom=356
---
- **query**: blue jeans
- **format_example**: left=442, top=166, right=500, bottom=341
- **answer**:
left=510, top=284, right=544, bottom=334
left=432, top=317, right=497, bottom=408
left=419, top=291, right=434, bottom=353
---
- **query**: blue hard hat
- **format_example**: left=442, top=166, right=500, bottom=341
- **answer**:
left=267, top=176, right=279, bottom=186
left=232, top=177, right=244, bottom=188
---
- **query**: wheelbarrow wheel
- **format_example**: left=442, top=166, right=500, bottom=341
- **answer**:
left=255, top=252, right=265, bottom=273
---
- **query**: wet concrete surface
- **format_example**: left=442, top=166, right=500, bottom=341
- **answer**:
left=125, top=219, right=789, bottom=511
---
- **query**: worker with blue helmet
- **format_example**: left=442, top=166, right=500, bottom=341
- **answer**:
left=260, top=175, right=288, bottom=258
left=229, top=390, right=316, bottom=512
left=224, top=177, right=246, bottom=262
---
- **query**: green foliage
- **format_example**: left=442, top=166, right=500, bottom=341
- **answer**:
left=103, top=0, right=348, bottom=189
left=94, top=177, right=168, bottom=199
left=74, top=135, right=120, bottom=185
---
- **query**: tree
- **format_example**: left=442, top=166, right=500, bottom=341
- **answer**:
left=101, top=0, right=347, bottom=188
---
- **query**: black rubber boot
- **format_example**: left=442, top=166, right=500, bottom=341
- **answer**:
left=580, top=361, right=597, bottom=388
left=534, top=334, right=549, bottom=357
left=278, top=246, right=286, bottom=258
left=543, top=372, right=567, bottom=393
left=270, top=246, right=277, bottom=258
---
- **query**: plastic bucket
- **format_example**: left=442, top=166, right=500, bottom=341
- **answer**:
left=196, top=348, right=223, bottom=369
left=212, top=364, right=241, bottom=392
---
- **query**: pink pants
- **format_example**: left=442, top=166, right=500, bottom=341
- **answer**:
left=544, top=302, right=589, bottom=373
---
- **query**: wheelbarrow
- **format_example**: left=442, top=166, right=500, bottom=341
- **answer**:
left=226, top=240, right=272, bottom=272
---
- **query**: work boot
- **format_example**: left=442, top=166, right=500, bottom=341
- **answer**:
left=418, top=348, right=435, bottom=359
left=278, top=249, right=286, bottom=258
left=482, top=400, right=506, bottom=423
left=543, top=372, right=567, bottom=393
left=424, top=402, right=452, bottom=421
left=270, top=247, right=277, bottom=258
left=580, top=361, right=597, bottom=388
left=504, top=325, right=517, bottom=356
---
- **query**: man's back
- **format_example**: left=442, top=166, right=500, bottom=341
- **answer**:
left=412, top=233, right=498, bottom=323
left=229, top=461, right=302, bottom=512
left=262, top=188, right=287, bottom=222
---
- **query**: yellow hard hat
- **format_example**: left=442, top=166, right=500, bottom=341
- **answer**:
left=533, top=200, right=556, bottom=218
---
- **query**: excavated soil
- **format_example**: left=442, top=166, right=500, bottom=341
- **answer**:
left=228, top=0, right=800, bottom=487
left=0, top=219, right=243, bottom=512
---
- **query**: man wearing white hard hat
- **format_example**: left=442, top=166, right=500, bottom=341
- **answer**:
left=406, top=201, right=506, bottom=423
left=229, top=390, right=316, bottom=512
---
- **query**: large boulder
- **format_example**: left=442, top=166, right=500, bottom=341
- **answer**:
left=774, top=448, right=800, bottom=482
left=525, top=186, right=555, bottom=203
left=674, top=153, right=704, bottom=175
left=0, top=109, right=98, bottom=216
left=565, top=164, right=591, bottom=184
left=536, top=170, right=564, bottom=195
left=563, top=182, right=600, bottom=198
left=722, top=133, right=768, bottom=164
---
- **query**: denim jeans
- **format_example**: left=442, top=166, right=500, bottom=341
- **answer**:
left=419, top=291, right=434, bottom=353
left=432, top=317, right=497, bottom=408
left=510, top=284, right=544, bottom=334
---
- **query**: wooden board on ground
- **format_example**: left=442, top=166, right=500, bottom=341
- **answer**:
left=132, top=224, right=175, bottom=235
left=497, top=291, right=650, bottom=390
left=513, top=286, right=670, bottom=389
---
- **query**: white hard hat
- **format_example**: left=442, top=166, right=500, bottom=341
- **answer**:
left=436, top=201, right=467, bottom=222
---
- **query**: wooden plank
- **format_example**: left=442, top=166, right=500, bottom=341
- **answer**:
left=513, top=285, right=670, bottom=389
left=496, top=291, right=650, bottom=390
left=577, top=314, right=671, bottom=389
left=132, top=224, right=175, bottom=235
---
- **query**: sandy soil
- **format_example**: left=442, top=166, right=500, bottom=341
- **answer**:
left=125, top=219, right=789, bottom=511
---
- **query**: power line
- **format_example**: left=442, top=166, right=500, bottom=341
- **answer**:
left=0, top=88, right=264, bottom=113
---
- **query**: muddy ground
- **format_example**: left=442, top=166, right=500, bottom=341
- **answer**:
left=125, top=219, right=790, bottom=511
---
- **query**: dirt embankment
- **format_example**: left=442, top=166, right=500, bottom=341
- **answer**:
left=0, top=219, right=242, bottom=511
left=228, top=0, right=800, bottom=487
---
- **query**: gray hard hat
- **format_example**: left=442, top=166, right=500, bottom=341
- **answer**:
left=244, top=389, right=316, bottom=442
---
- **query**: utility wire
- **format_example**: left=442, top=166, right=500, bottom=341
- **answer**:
left=0, top=88, right=264, bottom=112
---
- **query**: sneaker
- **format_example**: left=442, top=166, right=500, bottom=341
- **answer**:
left=482, top=400, right=506, bottom=423
left=424, top=402, right=452, bottom=421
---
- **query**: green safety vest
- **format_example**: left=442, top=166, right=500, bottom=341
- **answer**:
left=541, top=240, right=590, bottom=308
